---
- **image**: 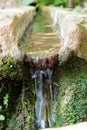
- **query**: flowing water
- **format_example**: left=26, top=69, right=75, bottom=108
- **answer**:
left=32, top=69, right=52, bottom=128
left=20, top=11, right=61, bottom=129
left=20, top=11, right=61, bottom=58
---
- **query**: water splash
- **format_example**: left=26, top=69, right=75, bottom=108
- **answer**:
left=32, top=68, right=52, bottom=129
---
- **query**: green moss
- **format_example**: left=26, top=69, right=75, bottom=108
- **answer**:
left=51, top=56, right=87, bottom=127
left=0, top=56, right=23, bottom=80
left=6, top=79, right=36, bottom=130
left=1, top=55, right=87, bottom=129
left=0, top=55, right=36, bottom=130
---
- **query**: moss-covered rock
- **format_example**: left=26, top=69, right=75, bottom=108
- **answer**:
left=51, top=56, right=87, bottom=127
left=0, top=56, right=36, bottom=130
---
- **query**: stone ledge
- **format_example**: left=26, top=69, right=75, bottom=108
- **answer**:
left=41, top=122, right=87, bottom=130
left=50, top=7, right=87, bottom=60
left=41, top=6, right=87, bottom=62
left=0, top=6, right=36, bottom=59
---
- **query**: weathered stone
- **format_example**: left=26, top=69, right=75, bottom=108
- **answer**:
left=0, top=0, right=21, bottom=9
left=41, top=7, right=87, bottom=62
left=60, top=13, right=87, bottom=60
left=0, top=6, right=36, bottom=59
left=41, top=122, right=87, bottom=130
left=50, top=7, right=87, bottom=62
left=41, top=7, right=87, bottom=129
left=58, top=46, right=74, bottom=64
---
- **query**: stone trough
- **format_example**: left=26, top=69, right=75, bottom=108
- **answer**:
left=0, top=6, right=87, bottom=63
left=0, top=5, right=87, bottom=130
left=22, top=9, right=61, bottom=71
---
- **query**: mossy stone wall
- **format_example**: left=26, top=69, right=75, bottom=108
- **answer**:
left=51, top=56, right=87, bottom=127
left=0, top=56, right=36, bottom=130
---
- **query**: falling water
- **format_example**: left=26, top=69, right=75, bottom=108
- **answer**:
left=31, top=68, right=52, bottom=129
left=22, top=11, right=61, bottom=129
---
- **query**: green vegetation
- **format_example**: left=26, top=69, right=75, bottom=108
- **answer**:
left=51, top=57, right=87, bottom=127
left=0, top=56, right=22, bottom=80
left=36, top=0, right=67, bottom=7
left=0, top=49, right=87, bottom=129
left=0, top=56, right=36, bottom=130
left=0, top=93, right=9, bottom=121
left=22, top=0, right=83, bottom=8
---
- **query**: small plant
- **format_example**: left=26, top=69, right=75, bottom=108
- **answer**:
left=0, top=93, right=9, bottom=121
left=0, top=114, right=5, bottom=121
left=3, top=93, right=9, bottom=108
left=22, top=0, right=82, bottom=8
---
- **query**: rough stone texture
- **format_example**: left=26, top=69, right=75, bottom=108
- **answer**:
left=41, top=122, right=87, bottom=130
left=49, top=7, right=87, bottom=62
left=0, top=0, right=21, bottom=9
left=0, top=6, right=36, bottom=59
left=41, top=7, right=86, bottom=62
left=41, top=7, right=87, bottom=129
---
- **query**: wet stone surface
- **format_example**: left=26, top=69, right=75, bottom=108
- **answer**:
left=23, top=53, right=59, bottom=70
left=20, top=11, right=61, bottom=70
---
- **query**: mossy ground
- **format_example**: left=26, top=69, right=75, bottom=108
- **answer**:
left=0, top=56, right=36, bottom=130
left=51, top=56, right=87, bottom=127
left=0, top=55, right=87, bottom=129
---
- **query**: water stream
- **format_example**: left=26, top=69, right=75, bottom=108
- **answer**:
left=21, top=11, right=61, bottom=129
left=32, top=69, right=52, bottom=128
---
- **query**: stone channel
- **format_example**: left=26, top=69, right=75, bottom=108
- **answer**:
left=22, top=11, right=61, bottom=129
left=0, top=5, right=87, bottom=130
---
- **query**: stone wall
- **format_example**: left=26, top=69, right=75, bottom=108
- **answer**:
left=42, top=6, right=87, bottom=62
left=0, top=6, right=36, bottom=60
left=50, top=7, right=87, bottom=62
left=41, top=6, right=87, bottom=130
